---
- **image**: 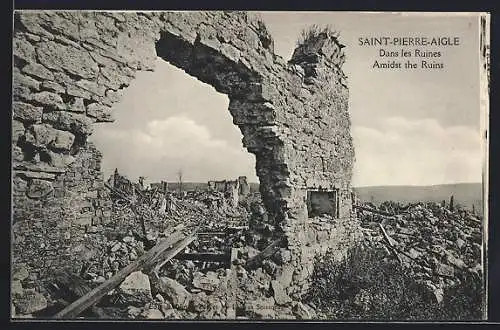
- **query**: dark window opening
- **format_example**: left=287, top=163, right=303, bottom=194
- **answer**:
left=307, top=189, right=340, bottom=218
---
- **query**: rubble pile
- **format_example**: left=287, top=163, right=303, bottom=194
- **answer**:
left=357, top=201, right=483, bottom=303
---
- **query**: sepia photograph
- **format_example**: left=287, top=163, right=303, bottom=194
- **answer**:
left=11, top=10, right=489, bottom=321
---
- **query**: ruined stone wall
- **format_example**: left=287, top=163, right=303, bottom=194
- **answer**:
left=12, top=11, right=359, bottom=294
left=12, top=142, right=112, bottom=284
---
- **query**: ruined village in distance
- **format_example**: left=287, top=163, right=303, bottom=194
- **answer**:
left=11, top=11, right=487, bottom=320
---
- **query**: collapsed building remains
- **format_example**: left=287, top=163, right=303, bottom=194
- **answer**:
left=12, top=11, right=358, bottom=318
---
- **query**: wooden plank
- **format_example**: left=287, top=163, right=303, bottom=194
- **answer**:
left=151, top=235, right=198, bottom=274
left=245, top=238, right=283, bottom=269
left=226, top=248, right=239, bottom=319
left=53, top=231, right=186, bottom=319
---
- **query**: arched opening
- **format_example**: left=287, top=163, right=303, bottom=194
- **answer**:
left=89, top=57, right=259, bottom=186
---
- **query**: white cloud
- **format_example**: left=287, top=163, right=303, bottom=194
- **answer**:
left=90, top=115, right=258, bottom=183
left=352, top=117, right=482, bottom=186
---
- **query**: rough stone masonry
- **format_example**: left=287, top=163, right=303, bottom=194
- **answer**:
left=12, top=11, right=358, bottom=298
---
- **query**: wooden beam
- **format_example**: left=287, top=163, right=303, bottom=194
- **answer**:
left=53, top=231, right=186, bottom=319
left=226, top=248, right=239, bottom=319
left=151, top=235, right=198, bottom=274
left=245, top=238, right=283, bottom=269
left=378, top=223, right=402, bottom=263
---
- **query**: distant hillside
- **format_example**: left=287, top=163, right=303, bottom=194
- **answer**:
left=354, top=183, right=483, bottom=214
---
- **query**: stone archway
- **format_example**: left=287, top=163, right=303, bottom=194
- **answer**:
left=12, top=11, right=358, bottom=297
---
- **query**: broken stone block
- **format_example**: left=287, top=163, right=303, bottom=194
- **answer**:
left=13, top=38, right=37, bottom=63
left=446, top=253, right=466, bottom=269
left=24, top=123, right=59, bottom=148
left=434, top=262, right=455, bottom=278
left=126, top=306, right=142, bottom=318
left=32, top=91, right=65, bottom=110
left=192, top=271, right=220, bottom=292
left=245, top=297, right=275, bottom=319
left=117, top=271, right=152, bottom=306
left=36, top=41, right=99, bottom=80
left=141, top=308, right=164, bottom=319
left=86, top=103, right=114, bottom=122
left=13, top=102, right=43, bottom=124
left=199, top=296, right=225, bottom=319
left=44, top=150, right=75, bottom=167
left=190, top=292, right=208, bottom=312
left=12, top=264, right=29, bottom=281
left=42, top=111, right=94, bottom=137
left=272, top=248, right=292, bottom=265
left=276, top=265, right=294, bottom=289
left=422, top=281, right=444, bottom=304
left=26, top=179, right=54, bottom=199
left=271, top=280, right=292, bottom=306
left=14, top=291, right=47, bottom=315
left=22, top=62, right=54, bottom=80
left=292, top=301, right=315, bottom=320
left=162, top=308, right=181, bottom=319
left=12, top=280, right=24, bottom=297
left=49, top=130, right=75, bottom=151
left=157, top=277, right=191, bottom=310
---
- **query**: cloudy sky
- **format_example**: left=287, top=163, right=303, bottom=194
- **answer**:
left=89, top=12, right=485, bottom=187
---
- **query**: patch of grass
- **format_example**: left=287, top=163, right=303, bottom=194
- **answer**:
left=304, top=244, right=484, bottom=320
left=296, top=24, right=340, bottom=47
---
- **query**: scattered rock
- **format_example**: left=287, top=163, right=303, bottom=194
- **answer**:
left=12, top=280, right=24, bottom=296
left=292, top=301, right=315, bottom=320
left=435, top=263, right=455, bottom=278
left=192, top=271, right=220, bottom=292
left=117, top=271, right=152, bottom=306
left=14, top=291, right=48, bottom=314
left=271, top=280, right=292, bottom=306
left=141, top=308, right=164, bottom=319
left=157, top=277, right=191, bottom=310
left=126, top=306, right=142, bottom=318
left=245, top=297, right=275, bottom=319
left=12, top=264, right=29, bottom=281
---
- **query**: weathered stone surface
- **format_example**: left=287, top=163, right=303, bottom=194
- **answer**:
left=36, top=41, right=99, bottom=79
left=435, top=262, right=455, bottom=277
left=16, top=170, right=56, bottom=180
left=22, top=63, right=54, bottom=80
left=245, top=297, right=276, bottom=319
left=42, top=111, right=94, bottom=137
left=86, top=103, right=114, bottom=122
left=13, top=38, right=37, bottom=63
left=271, top=280, right=292, bottom=305
left=49, top=130, right=75, bottom=151
left=292, top=301, right=315, bottom=320
left=141, top=308, right=164, bottom=319
left=192, top=271, right=220, bottom=292
left=12, top=264, right=29, bottom=281
left=25, top=124, right=74, bottom=151
left=14, top=291, right=48, bottom=314
left=44, top=150, right=75, bottom=167
left=12, top=280, right=24, bottom=296
left=13, top=102, right=43, bottom=124
left=26, top=179, right=54, bottom=199
left=157, top=277, right=191, bottom=310
left=41, top=80, right=66, bottom=94
left=12, top=11, right=356, bottom=298
left=32, top=91, right=65, bottom=110
left=117, top=271, right=152, bottom=306
left=13, top=68, right=40, bottom=90
left=12, top=120, right=26, bottom=144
